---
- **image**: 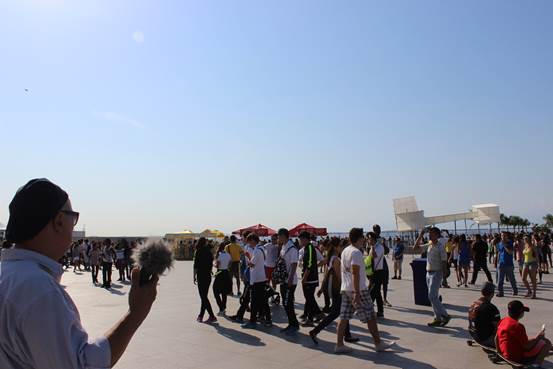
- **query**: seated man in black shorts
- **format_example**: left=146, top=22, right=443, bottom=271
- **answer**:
left=468, top=282, right=500, bottom=348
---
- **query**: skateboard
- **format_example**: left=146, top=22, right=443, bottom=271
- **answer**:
left=466, top=340, right=528, bottom=368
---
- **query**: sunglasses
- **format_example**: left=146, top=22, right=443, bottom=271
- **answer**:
left=60, top=210, right=80, bottom=226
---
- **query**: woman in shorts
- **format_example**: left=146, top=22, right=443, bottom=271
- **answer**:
left=522, top=235, right=538, bottom=299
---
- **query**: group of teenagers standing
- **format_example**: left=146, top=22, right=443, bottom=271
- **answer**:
left=192, top=226, right=397, bottom=353
left=61, top=238, right=135, bottom=288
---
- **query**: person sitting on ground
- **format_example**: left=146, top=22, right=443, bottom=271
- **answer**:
left=496, top=300, right=552, bottom=367
left=468, top=282, right=500, bottom=348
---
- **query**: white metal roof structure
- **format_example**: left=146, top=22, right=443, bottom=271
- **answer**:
left=393, top=196, right=500, bottom=232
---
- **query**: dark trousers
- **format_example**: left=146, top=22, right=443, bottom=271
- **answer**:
left=197, top=275, right=215, bottom=318
left=443, top=253, right=452, bottom=285
left=471, top=260, right=493, bottom=284
left=303, top=283, right=320, bottom=320
left=102, top=262, right=112, bottom=287
left=280, top=283, right=299, bottom=328
left=91, top=265, right=99, bottom=283
left=236, top=284, right=251, bottom=319
left=213, top=284, right=227, bottom=312
left=312, top=291, right=352, bottom=337
left=370, top=270, right=385, bottom=314
left=322, top=284, right=331, bottom=309
left=250, top=282, right=271, bottom=323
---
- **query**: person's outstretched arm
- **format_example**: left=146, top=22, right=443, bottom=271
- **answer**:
left=106, top=267, right=158, bottom=367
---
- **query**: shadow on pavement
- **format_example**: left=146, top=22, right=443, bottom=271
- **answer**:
left=212, top=324, right=266, bottom=347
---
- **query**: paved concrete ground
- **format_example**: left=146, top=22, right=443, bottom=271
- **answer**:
left=63, top=258, right=553, bottom=369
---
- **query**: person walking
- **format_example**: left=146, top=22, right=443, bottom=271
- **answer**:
left=335, top=228, right=394, bottom=354
left=457, top=234, right=472, bottom=288
left=115, top=242, right=127, bottom=282
left=225, top=235, right=244, bottom=296
left=470, top=234, right=493, bottom=285
left=101, top=239, right=115, bottom=289
left=521, top=235, right=538, bottom=299
left=495, top=232, right=519, bottom=297
left=514, top=234, right=525, bottom=276
left=193, top=237, right=217, bottom=323
left=300, top=231, right=322, bottom=327
left=213, top=243, right=232, bottom=315
left=264, top=234, right=279, bottom=287
left=391, top=237, right=404, bottom=280
left=278, top=228, right=300, bottom=336
left=368, top=232, right=386, bottom=318
left=89, top=242, right=101, bottom=284
left=415, top=227, right=451, bottom=327
left=242, top=233, right=271, bottom=329
left=309, top=238, right=358, bottom=345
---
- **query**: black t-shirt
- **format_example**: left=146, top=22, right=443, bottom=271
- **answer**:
left=302, top=244, right=319, bottom=284
left=472, top=241, right=488, bottom=263
left=469, top=297, right=500, bottom=341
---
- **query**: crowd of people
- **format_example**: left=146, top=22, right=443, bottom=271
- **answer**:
left=1, top=178, right=552, bottom=368
left=190, top=224, right=552, bottom=365
left=192, top=226, right=396, bottom=353
left=59, top=238, right=138, bottom=288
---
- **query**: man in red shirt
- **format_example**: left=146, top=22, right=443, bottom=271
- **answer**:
left=496, top=300, right=551, bottom=366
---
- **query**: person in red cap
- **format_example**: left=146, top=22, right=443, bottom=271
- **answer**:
left=496, top=300, right=551, bottom=366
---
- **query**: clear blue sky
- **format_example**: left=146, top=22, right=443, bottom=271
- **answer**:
left=1, top=0, right=552, bottom=236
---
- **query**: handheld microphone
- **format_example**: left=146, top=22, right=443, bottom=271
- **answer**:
left=133, top=239, right=174, bottom=286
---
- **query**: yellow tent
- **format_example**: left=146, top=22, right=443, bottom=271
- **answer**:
left=200, top=229, right=226, bottom=239
left=164, top=230, right=199, bottom=240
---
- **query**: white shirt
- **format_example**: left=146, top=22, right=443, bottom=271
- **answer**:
left=316, top=247, right=323, bottom=263
left=217, top=252, right=231, bottom=270
left=264, top=242, right=279, bottom=268
left=372, top=243, right=385, bottom=271
left=281, top=240, right=299, bottom=285
left=249, top=247, right=267, bottom=284
left=425, top=238, right=448, bottom=272
left=298, top=247, right=304, bottom=268
left=0, top=248, right=111, bottom=369
left=341, top=245, right=368, bottom=292
left=244, top=245, right=254, bottom=260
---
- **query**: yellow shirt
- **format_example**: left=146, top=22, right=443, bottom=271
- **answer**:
left=226, top=243, right=243, bottom=262
left=523, top=247, right=536, bottom=264
left=445, top=241, right=453, bottom=253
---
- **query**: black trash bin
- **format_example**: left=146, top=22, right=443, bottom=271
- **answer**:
left=411, top=258, right=431, bottom=306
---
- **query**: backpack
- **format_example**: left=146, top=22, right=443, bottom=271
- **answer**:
left=273, top=245, right=295, bottom=285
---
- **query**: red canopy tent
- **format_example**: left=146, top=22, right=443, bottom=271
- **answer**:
left=232, top=224, right=277, bottom=237
left=289, top=223, right=328, bottom=237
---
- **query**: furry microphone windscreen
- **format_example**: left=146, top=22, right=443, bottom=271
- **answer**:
left=133, top=239, right=174, bottom=286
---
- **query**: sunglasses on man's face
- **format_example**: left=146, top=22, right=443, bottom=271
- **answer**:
left=60, top=210, right=80, bottom=226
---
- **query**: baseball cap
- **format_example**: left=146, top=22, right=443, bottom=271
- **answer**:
left=6, top=178, right=68, bottom=243
left=508, top=300, right=530, bottom=318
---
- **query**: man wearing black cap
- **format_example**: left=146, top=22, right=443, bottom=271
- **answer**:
left=468, top=282, right=500, bottom=347
left=496, top=300, right=551, bottom=366
left=0, top=178, right=159, bottom=369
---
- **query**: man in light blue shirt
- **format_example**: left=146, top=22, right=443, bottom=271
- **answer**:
left=0, top=178, right=159, bottom=368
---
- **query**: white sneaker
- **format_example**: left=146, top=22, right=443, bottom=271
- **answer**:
left=334, top=345, right=353, bottom=355
left=217, top=310, right=226, bottom=317
left=375, top=340, right=395, bottom=352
